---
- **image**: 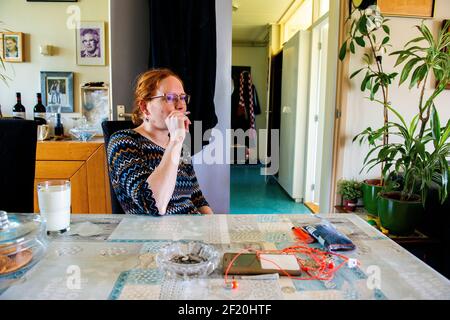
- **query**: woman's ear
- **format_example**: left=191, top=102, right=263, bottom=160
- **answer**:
left=139, top=101, right=150, bottom=116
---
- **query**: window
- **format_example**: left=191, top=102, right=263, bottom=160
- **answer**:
left=319, top=0, right=329, bottom=17
left=283, top=0, right=313, bottom=43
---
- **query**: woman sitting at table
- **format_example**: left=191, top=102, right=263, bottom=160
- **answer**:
left=107, top=68, right=213, bottom=216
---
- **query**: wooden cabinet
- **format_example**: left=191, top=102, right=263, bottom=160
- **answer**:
left=34, top=139, right=112, bottom=214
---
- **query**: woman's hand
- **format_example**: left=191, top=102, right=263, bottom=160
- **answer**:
left=198, top=206, right=214, bottom=215
left=165, top=111, right=191, bottom=143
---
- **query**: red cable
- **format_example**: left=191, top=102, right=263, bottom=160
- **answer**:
left=224, top=240, right=359, bottom=287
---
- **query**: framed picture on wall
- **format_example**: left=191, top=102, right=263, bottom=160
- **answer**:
left=76, top=21, right=106, bottom=66
left=1, top=32, right=24, bottom=63
left=377, top=0, right=436, bottom=18
left=80, top=85, right=111, bottom=134
left=40, top=71, right=74, bottom=113
left=27, top=1, right=77, bottom=2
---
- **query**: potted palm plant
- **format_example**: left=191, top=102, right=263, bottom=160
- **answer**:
left=357, top=21, right=450, bottom=235
left=337, top=180, right=363, bottom=212
left=340, top=3, right=397, bottom=216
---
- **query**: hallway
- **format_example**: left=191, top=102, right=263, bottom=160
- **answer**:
left=230, top=165, right=312, bottom=214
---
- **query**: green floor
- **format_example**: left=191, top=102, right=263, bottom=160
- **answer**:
left=230, top=165, right=312, bottom=214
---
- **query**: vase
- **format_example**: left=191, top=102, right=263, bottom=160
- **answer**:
left=362, top=179, right=383, bottom=217
left=377, top=192, right=424, bottom=236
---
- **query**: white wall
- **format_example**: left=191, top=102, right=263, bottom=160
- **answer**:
left=341, top=0, right=450, bottom=181
left=193, top=0, right=231, bottom=214
left=0, top=0, right=110, bottom=121
left=232, top=46, right=268, bottom=158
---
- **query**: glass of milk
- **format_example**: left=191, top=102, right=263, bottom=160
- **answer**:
left=37, top=180, right=71, bottom=235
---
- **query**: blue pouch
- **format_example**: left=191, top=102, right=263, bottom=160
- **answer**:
left=304, top=224, right=356, bottom=252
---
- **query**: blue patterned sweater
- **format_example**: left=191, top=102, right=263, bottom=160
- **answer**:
left=107, top=129, right=209, bottom=215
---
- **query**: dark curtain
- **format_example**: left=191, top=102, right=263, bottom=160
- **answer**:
left=148, top=0, right=218, bottom=155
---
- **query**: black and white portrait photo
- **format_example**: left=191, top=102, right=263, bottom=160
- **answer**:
left=76, top=22, right=106, bottom=66
left=80, top=28, right=101, bottom=58
left=47, top=78, right=67, bottom=106
left=40, top=72, right=74, bottom=113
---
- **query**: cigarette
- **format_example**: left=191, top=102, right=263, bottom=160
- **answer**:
left=184, top=112, right=191, bottom=116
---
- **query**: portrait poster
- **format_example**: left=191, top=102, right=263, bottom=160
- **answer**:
left=76, top=21, right=106, bottom=66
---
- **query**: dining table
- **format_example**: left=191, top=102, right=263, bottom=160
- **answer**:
left=1, top=213, right=449, bottom=300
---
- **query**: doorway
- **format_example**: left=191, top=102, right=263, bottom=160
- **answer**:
left=230, top=0, right=339, bottom=214
left=230, top=0, right=311, bottom=214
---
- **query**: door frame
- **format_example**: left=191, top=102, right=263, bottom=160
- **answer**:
left=304, top=14, right=329, bottom=204
left=317, top=0, right=345, bottom=213
left=328, top=0, right=351, bottom=212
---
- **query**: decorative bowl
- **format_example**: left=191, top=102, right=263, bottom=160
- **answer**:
left=156, top=241, right=219, bottom=280
left=0, top=212, right=48, bottom=292
left=70, top=126, right=98, bottom=142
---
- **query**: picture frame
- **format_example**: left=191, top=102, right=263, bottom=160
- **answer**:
left=76, top=21, right=106, bottom=66
left=27, top=1, right=77, bottom=2
left=1, top=32, right=24, bottom=63
left=377, top=0, right=435, bottom=18
left=40, top=71, right=74, bottom=113
left=80, top=85, right=111, bottom=133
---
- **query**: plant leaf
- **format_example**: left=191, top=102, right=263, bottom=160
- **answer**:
left=409, top=64, right=428, bottom=89
left=355, top=37, right=366, bottom=47
left=359, top=15, right=368, bottom=35
left=339, top=41, right=347, bottom=60
left=404, top=36, right=426, bottom=47
left=431, top=105, right=441, bottom=148
left=400, top=58, right=421, bottom=85
left=350, top=68, right=364, bottom=79
left=350, top=41, right=356, bottom=54
left=409, top=114, right=420, bottom=136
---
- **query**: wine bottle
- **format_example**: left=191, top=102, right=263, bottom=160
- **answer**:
left=34, top=93, right=47, bottom=125
left=54, top=113, right=64, bottom=137
left=12, top=92, right=26, bottom=119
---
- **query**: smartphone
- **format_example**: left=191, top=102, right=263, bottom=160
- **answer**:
left=222, top=253, right=302, bottom=276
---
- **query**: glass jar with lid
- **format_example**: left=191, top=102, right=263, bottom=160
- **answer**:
left=0, top=211, right=48, bottom=291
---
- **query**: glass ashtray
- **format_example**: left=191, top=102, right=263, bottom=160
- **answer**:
left=156, top=241, right=219, bottom=280
left=69, top=126, right=98, bottom=142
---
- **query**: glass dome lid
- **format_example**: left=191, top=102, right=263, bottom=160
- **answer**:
left=0, top=211, right=48, bottom=290
left=0, top=211, right=45, bottom=245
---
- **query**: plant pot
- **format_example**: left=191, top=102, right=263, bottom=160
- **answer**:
left=343, top=199, right=358, bottom=212
left=362, top=179, right=383, bottom=216
left=377, top=192, right=424, bottom=236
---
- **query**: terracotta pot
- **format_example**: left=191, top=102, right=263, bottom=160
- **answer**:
left=343, top=199, right=358, bottom=212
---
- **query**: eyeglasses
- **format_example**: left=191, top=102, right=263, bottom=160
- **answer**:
left=149, top=93, right=191, bottom=105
